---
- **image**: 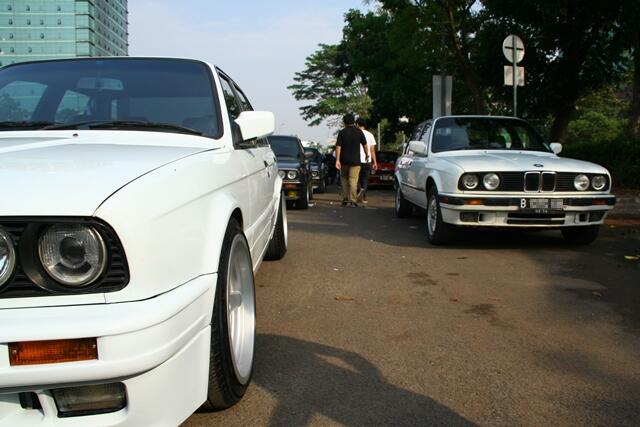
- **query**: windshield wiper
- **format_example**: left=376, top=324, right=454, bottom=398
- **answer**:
left=44, top=120, right=203, bottom=136
left=0, top=120, right=60, bottom=130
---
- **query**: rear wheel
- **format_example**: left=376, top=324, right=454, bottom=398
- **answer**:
left=318, top=178, right=326, bottom=193
left=395, top=182, right=413, bottom=218
left=202, top=219, right=255, bottom=410
left=426, top=186, right=456, bottom=245
left=264, top=195, right=288, bottom=260
left=561, top=225, right=600, bottom=245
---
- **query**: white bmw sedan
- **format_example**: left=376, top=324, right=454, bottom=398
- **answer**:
left=395, top=116, right=615, bottom=245
left=0, top=58, right=287, bottom=425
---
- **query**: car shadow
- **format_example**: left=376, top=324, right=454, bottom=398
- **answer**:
left=253, top=334, right=475, bottom=427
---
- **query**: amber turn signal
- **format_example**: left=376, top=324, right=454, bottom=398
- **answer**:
left=9, top=338, right=98, bottom=366
left=465, top=199, right=484, bottom=206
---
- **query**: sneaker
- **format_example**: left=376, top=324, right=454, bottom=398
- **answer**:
left=356, top=189, right=364, bottom=203
left=362, top=199, right=368, bottom=204
left=349, top=202, right=358, bottom=208
left=341, top=199, right=348, bottom=206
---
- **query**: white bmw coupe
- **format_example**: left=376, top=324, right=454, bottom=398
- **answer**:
left=0, top=58, right=287, bottom=425
left=396, top=116, right=616, bottom=245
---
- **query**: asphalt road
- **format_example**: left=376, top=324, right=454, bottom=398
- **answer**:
left=184, top=187, right=640, bottom=427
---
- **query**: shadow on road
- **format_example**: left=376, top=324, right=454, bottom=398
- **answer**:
left=253, top=334, right=475, bottom=427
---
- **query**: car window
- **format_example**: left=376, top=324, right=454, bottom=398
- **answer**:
left=234, top=84, right=253, bottom=112
left=0, top=80, right=46, bottom=121
left=420, top=123, right=431, bottom=143
left=218, top=76, right=241, bottom=120
left=0, top=59, right=220, bottom=137
left=268, top=136, right=301, bottom=158
left=432, top=117, right=550, bottom=153
left=410, top=122, right=425, bottom=141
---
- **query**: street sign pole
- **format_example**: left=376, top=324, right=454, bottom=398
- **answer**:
left=512, top=35, right=517, bottom=117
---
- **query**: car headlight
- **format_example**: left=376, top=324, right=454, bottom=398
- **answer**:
left=462, top=174, right=479, bottom=190
left=278, top=170, right=285, bottom=179
left=591, top=175, right=607, bottom=191
left=286, top=170, right=298, bottom=180
left=312, top=171, right=319, bottom=177
left=574, top=174, right=590, bottom=191
left=483, top=173, right=500, bottom=190
left=38, top=225, right=107, bottom=287
left=0, top=228, right=16, bottom=288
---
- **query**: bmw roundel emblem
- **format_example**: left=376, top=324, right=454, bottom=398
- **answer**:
left=533, top=163, right=544, bottom=168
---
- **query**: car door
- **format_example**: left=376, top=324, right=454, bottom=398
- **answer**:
left=218, top=73, right=264, bottom=258
left=397, top=121, right=426, bottom=203
left=404, top=121, right=433, bottom=208
left=229, top=77, right=277, bottom=258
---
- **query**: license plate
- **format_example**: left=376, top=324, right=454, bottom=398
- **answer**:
left=379, top=175, right=393, bottom=181
left=520, top=198, right=563, bottom=212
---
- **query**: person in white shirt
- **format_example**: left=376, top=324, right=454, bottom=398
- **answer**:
left=356, top=117, right=378, bottom=203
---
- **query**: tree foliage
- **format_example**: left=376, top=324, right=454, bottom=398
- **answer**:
left=288, top=44, right=371, bottom=127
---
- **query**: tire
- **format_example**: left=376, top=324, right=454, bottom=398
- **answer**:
left=426, top=186, right=456, bottom=245
left=561, top=225, right=600, bottom=245
left=318, top=178, right=326, bottom=193
left=202, top=219, right=255, bottom=411
left=264, top=195, right=288, bottom=260
left=395, top=182, right=413, bottom=218
left=297, top=185, right=310, bottom=209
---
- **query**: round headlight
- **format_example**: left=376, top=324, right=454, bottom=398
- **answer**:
left=591, top=175, right=607, bottom=191
left=38, top=225, right=107, bottom=287
left=574, top=174, right=590, bottom=191
left=312, top=171, right=319, bottom=178
left=0, top=228, right=16, bottom=288
left=462, top=174, right=479, bottom=190
left=278, top=170, right=285, bottom=179
left=483, top=173, right=500, bottom=190
left=286, top=170, right=298, bottom=180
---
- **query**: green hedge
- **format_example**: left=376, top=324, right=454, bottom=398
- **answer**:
left=561, top=136, right=640, bottom=189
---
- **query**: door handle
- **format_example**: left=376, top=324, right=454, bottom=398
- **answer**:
left=264, top=160, right=269, bottom=168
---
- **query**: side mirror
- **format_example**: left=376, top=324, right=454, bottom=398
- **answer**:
left=235, top=111, right=275, bottom=141
left=549, top=142, right=562, bottom=154
left=408, top=140, right=428, bottom=155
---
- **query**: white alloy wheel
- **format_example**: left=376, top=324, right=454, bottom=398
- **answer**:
left=427, top=193, right=438, bottom=238
left=226, top=234, right=256, bottom=385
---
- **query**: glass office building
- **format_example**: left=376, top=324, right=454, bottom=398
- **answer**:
left=0, top=0, right=128, bottom=67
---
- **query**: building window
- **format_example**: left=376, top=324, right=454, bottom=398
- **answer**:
left=28, top=47, right=33, bottom=53
left=40, top=33, right=45, bottom=39
left=26, top=5, right=30, bottom=11
left=58, top=19, right=62, bottom=25
left=9, top=47, right=14, bottom=53
left=8, top=19, right=12, bottom=25
left=9, top=33, right=13, bottom=39
left=40, top=19, right=44, bottom=25
left=57, top=5, right=62, bottom=11
left=7, top=5, right=12, bottom=11
left=27, top=19, right=31, bottom=25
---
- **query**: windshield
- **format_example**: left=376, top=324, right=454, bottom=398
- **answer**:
left=377, top=151, right=398, bottom=163
left=0, top=58, right=219, bottom=136
left=268, top=136, right=301, bottom=158
left=304, top=148, right=323, bottom=163
left=432, top=117, right=550, bottom=153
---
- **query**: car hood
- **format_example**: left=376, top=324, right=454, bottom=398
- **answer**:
left=276, top=156, right=302, bottom=170
left=0, top=131, right=211, bottom=217
left=438, top=150, right=609, bottom=174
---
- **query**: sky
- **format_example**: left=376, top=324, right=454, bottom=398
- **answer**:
left=129, top=0, right=372, bottom=145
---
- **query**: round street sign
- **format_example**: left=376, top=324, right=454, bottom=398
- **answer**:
left=502, top=35, right=524, bottom=64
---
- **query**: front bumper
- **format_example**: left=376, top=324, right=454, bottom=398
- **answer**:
left=0, top=274, right=216, bottom=426
left=282, top=181, right=306, bottom=200
left=438, top=193, right=616, bottom=227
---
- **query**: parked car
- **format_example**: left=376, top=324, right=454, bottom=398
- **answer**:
left=268, top=135, right=313, bottom=209
left=369, top=150, right=398, bottom=187
left=304, top=147, right=327, bottom=193
left=395, top=116, right=616, bottom=245
left=0, top=57, right=288, bottom=426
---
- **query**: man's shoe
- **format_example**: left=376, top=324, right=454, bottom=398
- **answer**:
left=349, top=202, right=358, bottom=208
left=356, top=189, right=364, bottom=203
left=341, top=200, right=348, bottom=206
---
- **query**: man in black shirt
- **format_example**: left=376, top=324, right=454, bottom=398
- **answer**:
left=335, top=113, right=367, bottom=207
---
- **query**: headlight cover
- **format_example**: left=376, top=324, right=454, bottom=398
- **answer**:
left=462, top=174, right=479, bottom=190
left=483, top=173, right=500, bottom=190
left=286, top=170, right=298, bottom=180
left=574, top=174, right=590, bottom=191
left=312, top=171, right=319, bottom=177
left=0, top=228, right=16, bottom=288
left=38, top=225, right=107, bottom=287
left=591, top=175, right=607, bottom=191
left=278, top=170, right=285, bottom=179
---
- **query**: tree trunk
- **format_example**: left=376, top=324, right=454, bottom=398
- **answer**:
left=549, top=106, right=574, bottom=142
left=444, top=5, right=488, bottom=115
left=630, top=29, right=640, bottom=137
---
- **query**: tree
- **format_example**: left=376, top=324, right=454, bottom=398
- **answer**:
left=288, top=44, right=372, bottom=128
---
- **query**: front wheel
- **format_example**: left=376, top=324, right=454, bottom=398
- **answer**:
left=202, top=219, right=256, bottom=410
left=297, top=185, right=310, bottom=209
left=426, top=186, right=456, bottom=245
left=562, top=225, right=600, bottom=245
